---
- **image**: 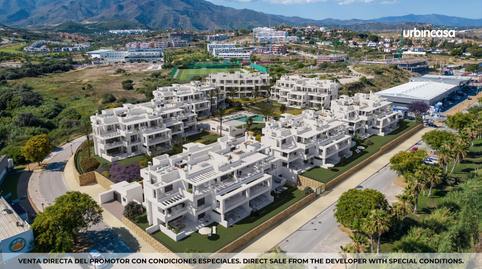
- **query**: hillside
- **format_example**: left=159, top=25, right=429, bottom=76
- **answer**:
left=0, top=0, right=481, bottom=30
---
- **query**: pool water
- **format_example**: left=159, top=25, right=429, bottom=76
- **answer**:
left=234, top=115, right=265, bottom=122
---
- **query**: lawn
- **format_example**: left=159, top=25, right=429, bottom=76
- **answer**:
left=451, top=138, right=482, bottom=180
left=302, top=120, right=418, bottom=183
left=175, top=68, right=240, bottom=81
left=134, top=187, right=306, bottom=252
left=0, top=170, right=22, bottom=200
left=246, top=101, right=303, bottom=117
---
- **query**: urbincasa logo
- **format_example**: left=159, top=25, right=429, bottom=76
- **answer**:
left=402, top=28, right=456, bottom=38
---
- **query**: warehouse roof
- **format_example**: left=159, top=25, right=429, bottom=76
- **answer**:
left=376, top=81, right=456, bottom=101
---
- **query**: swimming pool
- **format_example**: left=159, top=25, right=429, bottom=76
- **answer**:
left=233, top=114, right=265, bottom=123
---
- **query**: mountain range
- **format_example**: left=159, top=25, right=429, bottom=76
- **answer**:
left=1, top=0, right=481, bottom=30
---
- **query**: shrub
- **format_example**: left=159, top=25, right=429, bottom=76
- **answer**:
left=109, top=162, right=141, bottom=183
left=304, top=187, right=314, bottom=195
left=135, top=214, right=148, bottom=224
left=101, top=93, right=117, bottom=104
left=123, top=201, right=144, bottom=220
left=80, top=157, right=100, bottom=173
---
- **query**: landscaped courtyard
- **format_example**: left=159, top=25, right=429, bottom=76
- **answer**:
left=133, top=187, right=306, bottom=253
left=302, top=120, right=418, bottom=183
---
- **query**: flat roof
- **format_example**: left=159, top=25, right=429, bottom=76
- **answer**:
left=376, top=81, right=456, bottom=101
left=0, top=198, right=30, bottom=240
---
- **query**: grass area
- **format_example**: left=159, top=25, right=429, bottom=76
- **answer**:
left=134, top=187, right=306, bottom=252
left=168, top=131, right=221, bottom=156
left=451, top=139, right=482, bottom=180
left=302, top=120, right=418, bottom=183
left=13, top=66, right=149, bottom=117
left=0, top=42, right=26, bottom=54
left=175, top=68, right=240, bottom=81
left=0, top=170, right=21, bottom=200
left=246, top=101, right=303, bottom=117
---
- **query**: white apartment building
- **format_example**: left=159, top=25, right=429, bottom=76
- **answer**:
left=207, top=43, right=252, bottom=60
left=271, top=75, right=340, bottom=109
left=141, top=135, right=291, bottom=241
left=262, top=110, right=352, bottom=170
left=253, top=27, right=298, bottom=43
left=330, top=93, right=401, bottom=138
left=91, top=82, right=225, bottom=161
left=207, top=71, right=271, bottom=98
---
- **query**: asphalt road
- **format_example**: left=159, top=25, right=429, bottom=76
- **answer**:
left=27, top=136, right=86, bottom=210
left=278, top=165, right=403, bottom=253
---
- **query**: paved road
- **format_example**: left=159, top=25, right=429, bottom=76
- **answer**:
left=278, top=165, right=403, bottom=253
left=27, top=136, right=86, bottom=211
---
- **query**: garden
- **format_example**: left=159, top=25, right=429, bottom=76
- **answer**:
left=129, top=187, right=306, bottom=253
left=302, top=120, right=418, bottom=183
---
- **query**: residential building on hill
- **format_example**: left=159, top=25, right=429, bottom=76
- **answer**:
left=91, top=82, right=225, bottom=161
left=261, top=110, right=352, bottom=170
left=141, top=135, right=291, bottom=241
left=330, top=93, right=401, bottom=138
left=270, top=75, right=340, bottom=109
left=207, top=71, right=271, bottom=98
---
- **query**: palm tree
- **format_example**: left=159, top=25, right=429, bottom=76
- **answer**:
left=418, top=165, right=443, bottom=196
left=361, top=220, right=376, bottom=253
left=405, top=172, right=427, bottom=213
left=437, top=144, right=452, bottom=174
left=449, top=136, right=469, bottom=174
left=246, top=116, right=254, bottom=133
left=365, top=209, right=391, bottom=253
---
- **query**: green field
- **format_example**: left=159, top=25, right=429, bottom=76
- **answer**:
left=0, top=43, right=26, bottom=54
left=133, top=187, right=305, bottom=253
left=175, top=68, right=240, bottom=81
left=302, top=120, right=418, bottom=183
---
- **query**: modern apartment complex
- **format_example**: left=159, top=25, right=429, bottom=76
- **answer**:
left=207, top=71, right=271, bottom=98
left=271, top=75, right=340, bottom=109
left=141, top=135, right=290, bottom=241
left=330, top=93, right=401, bottom=138
left=252, top=27, right=298, bottom=43
left=261, top=110, right=353, bottom=170
left=91, top=82, right=225, bottom=161
left=206, top=43, right=252, bottom=60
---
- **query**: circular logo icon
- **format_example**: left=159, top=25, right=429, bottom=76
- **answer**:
left=9, top=238, right=26, bottom=252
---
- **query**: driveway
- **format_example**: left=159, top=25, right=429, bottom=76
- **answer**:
left=278, top=165, right=403, bottom=253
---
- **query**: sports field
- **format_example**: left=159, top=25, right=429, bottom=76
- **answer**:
left=175, top=68, right=240, bottom=81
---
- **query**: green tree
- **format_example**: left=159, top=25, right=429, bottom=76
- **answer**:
left=279, top=104, right=287, bottom=114
left=416, top=164, right=443, bottom=196
left=121, top=79, right=134, bottom=91
left=422, top=130, right=457, bottom=151
left=32, top=192, right=103, bottom=252
left=446, top=112, right=475, bottom=132
left=246, top=116, right=254, bottom=132
left=21, top=134, right=51, bottom=166
left=364, top=209, right=391, bottom=253
left=335, top=189, right=389, bottom=231
left=389, top=150, right=427, bottom=177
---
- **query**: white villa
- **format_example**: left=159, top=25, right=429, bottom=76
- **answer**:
left=330, top=93, right=401, bottom=138
left=207, top=71, right=271, bottom=98
left=141, top=135, right=292, bottom=241
left=91, top=82, right=225, bottom=161
left=261, top=110, right=353, bottom=170
left=270, top=75, right=340, bottom=109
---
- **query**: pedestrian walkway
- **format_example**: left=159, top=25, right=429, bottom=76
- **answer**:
left=241, top=127, right=431, bottom=253
left=63, top=155, right=157, bottom=252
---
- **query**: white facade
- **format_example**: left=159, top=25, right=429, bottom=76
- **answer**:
left=207, top=71, right=271, bottom=98
left=271, top=75, right=340, bottom=109
left=262, top=110, right=352, bottom=170
left=253, top=27, right=298, bottom=43
left=141, top=135, right=290, bottom=241
left=91, top=82, right=225, bottom=161
left=330, top=93, right=401, bottom=138
left=99, top=181, right=143, bottom=206
left=207, top=43, right=252, bottom=60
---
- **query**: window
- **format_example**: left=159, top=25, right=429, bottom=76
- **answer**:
left=197, top=198, right=205, bottom=207
left=165, top=185, right=173, bottom=192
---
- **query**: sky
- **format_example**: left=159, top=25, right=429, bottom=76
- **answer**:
left=207, top=0, right=482, bottom=20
